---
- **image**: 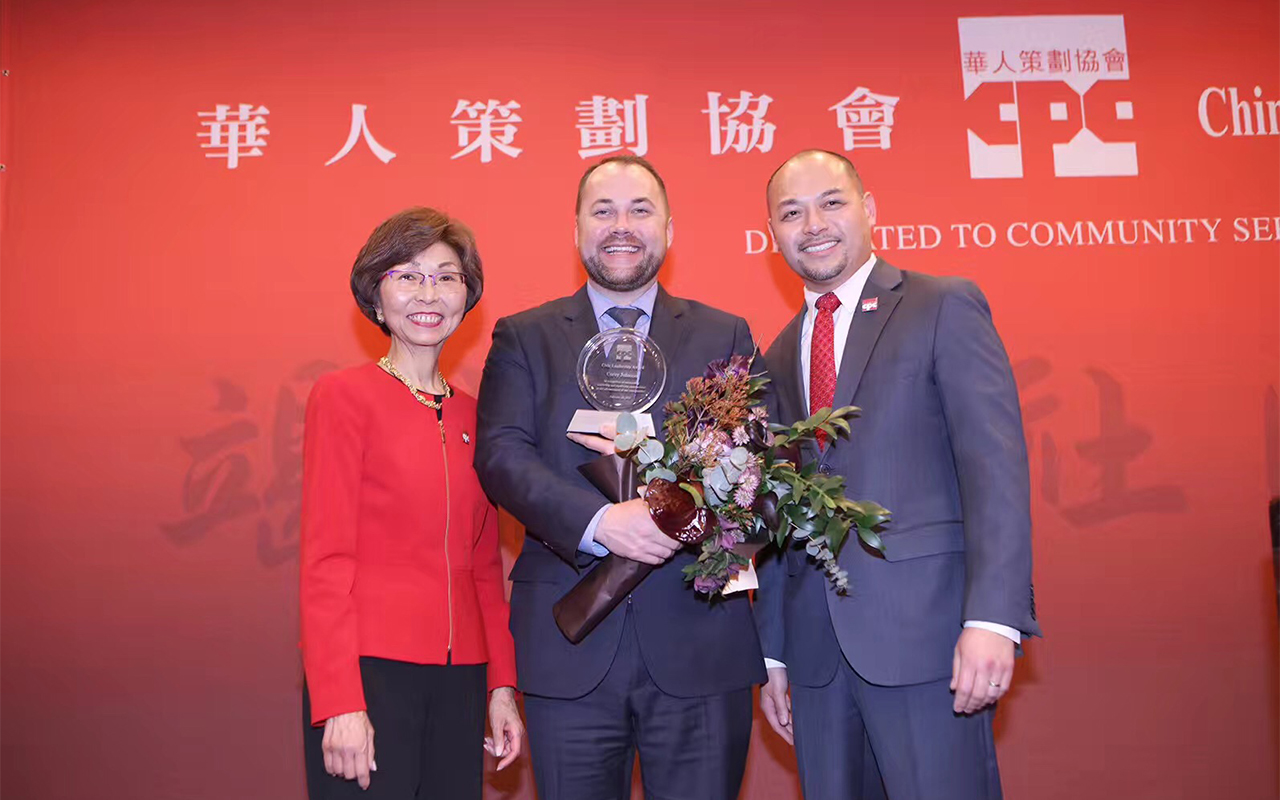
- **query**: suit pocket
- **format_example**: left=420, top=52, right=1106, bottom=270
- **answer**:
left=880, top=522, right=964, bottom=562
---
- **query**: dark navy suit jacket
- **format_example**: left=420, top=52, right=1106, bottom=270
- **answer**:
left=475, top=284, right=766, bottom=699
left=756, top=259, right=1040, bottom=689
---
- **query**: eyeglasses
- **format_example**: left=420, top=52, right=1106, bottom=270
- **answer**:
left=381, top=270, right=468, bottom=293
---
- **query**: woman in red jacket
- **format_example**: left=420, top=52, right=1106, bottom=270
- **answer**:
left=300, top=207, right=522, bottom=798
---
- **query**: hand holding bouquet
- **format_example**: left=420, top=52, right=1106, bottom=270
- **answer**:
left=552, top=352, right=889, bottom=644
left=615, top=353, right=889, bottom=596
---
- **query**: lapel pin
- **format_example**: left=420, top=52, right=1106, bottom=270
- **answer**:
left=861, top=297, right=879, bottom=312
left=462, top=432, right=471, bottom=445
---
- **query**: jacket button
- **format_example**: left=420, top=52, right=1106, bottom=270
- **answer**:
left=819, top=464, right=832, bottom=475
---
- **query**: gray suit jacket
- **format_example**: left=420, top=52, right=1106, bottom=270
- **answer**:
left=756, top=259, right=1040, bottom=688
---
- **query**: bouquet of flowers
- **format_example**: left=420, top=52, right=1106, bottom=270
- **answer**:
left=614, top=353, right=890, bottom=596
left=550, top=352, right=890, bottom=645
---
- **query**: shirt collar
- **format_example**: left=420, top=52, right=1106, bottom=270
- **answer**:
left=585, top=280, right=659, bottom=323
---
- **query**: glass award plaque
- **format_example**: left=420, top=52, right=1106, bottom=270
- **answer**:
left=568, top=328, right=666, bottom=437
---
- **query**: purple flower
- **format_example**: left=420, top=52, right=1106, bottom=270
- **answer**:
left=703, top=354, right=752, bottom=379
left=719, top=530, right=739, bottom=550
left=693, top=575, right=724, bottom=593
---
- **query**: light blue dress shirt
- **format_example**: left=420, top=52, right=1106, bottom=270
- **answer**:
left=576, top=281, right=659, bottom=555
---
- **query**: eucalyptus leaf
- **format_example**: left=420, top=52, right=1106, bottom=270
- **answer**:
left=616, top=412, right=638, bottom=435
left=706, top=464, right=732, bottom=493
left=720, top=460, right=744, bottom=483
left=638, top=439, right=665, bottom=464
left=646, top=466, right=678, bottom=483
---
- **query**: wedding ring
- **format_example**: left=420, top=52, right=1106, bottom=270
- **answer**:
left=988, top=680, right=1001, bottom=688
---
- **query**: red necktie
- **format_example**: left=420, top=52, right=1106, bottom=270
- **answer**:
left=809, top=292, right=841, bottom=447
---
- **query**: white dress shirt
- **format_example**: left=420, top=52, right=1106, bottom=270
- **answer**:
left=765, top=255, right=1018, bottom=672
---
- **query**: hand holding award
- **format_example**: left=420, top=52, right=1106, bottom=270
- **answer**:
left=552, top=326, right=668, bottom=644
left=554, top=350, right=891, bottom=645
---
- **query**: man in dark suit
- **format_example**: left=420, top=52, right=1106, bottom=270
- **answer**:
left=475, top=156, right=765, bottom=800
left=754, top=150, right=1041, bottom=799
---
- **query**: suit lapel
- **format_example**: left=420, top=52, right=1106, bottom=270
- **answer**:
left=646, top=286, right=689, bottom=433
left=762, top=308, right=803, bottom=417
left=768, top=310, right=816, bottom=459
left=830, top=258, right=903, bottom=411
left=560, top=286, right=599, bottom=359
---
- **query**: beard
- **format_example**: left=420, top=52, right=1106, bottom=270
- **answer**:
left=786, top=236, right=858, bottom=285
left=582, top=248, right=664, bottom=293
left=792, top=252, right=850, bottom=284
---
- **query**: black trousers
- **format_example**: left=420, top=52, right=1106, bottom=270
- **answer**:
left=522, top=609, right=753, bottom=800
left=303, top=656, right=487, bottom=800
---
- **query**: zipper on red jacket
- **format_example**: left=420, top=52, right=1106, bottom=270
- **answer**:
left=439, top=418, right=454, bottom=656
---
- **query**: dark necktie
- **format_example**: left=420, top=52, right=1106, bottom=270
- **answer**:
left=809, top=292, right=841, bottom=447
left=606, top=306, right=643, bottom=329
left=603, top=306, right=645, bottom=405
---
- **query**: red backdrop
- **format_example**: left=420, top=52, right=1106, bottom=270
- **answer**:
left=2, top=1, right=1277, bottom=798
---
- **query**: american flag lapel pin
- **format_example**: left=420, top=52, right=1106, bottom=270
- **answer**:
left=861, top=297, right=879, bottom=312
left=462, top=432, right=471, bottom=444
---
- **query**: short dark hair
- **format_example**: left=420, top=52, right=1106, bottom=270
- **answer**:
left=766, top=149, right=866, bottom=198
left=349, top=207, right=484, bottom=335
left=575, top=155, right=670, bottom=214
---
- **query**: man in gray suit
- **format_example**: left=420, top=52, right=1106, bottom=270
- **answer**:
left=754, top=150, right=1041, bottom=799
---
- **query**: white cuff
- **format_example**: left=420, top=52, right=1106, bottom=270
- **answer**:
left=763, top=658, right=787, bottom=670
left=963, top=620, right=1021, bottom=643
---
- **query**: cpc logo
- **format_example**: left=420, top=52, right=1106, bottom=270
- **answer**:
left=959, top=15, right=1138, bottom=179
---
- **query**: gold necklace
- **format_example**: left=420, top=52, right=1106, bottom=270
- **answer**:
left=377, top=356, right=452, bottom=410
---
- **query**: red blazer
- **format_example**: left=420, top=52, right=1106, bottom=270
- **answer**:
left=300, top=363, right=517, bottom=725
